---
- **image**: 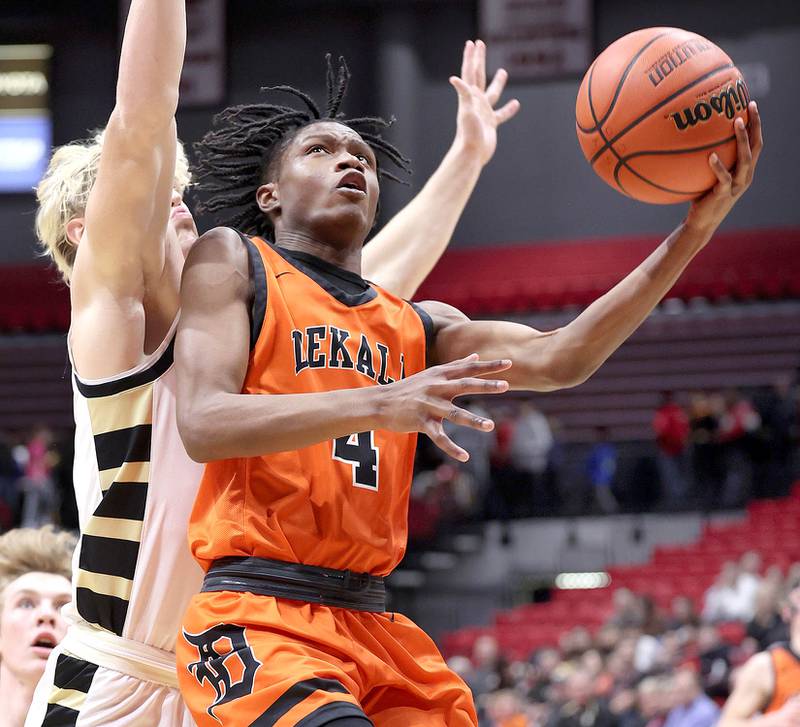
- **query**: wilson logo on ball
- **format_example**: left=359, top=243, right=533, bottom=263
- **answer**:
left=670, top=79, right=750, bottom=131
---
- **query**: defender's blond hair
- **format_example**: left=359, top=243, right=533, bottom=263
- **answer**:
left=0, top=525, right=76, bottom=607
left=34, top=131, right=192, bottom=283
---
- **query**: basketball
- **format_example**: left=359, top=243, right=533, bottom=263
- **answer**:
left=576, top=27, right=750, bottom=204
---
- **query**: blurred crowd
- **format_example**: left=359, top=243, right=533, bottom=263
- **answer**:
left=408, top=380, right=799, bottom=544
left=449, top=551, right=799, bottom=727
left=0, top=426, right=76, bottom=534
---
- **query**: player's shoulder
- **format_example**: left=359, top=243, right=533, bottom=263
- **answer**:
left=186, top=226, right=249, bottom=270
left=738, top=649, right=776, bottom=689
left=415, top=300, right=470, bottom=330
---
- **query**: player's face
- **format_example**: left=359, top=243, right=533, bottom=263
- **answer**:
left=0, top=572, right=71, bottom=685
left=169, top=186, right=199, bottom=258
left=266, top=121, right=379, bottom=246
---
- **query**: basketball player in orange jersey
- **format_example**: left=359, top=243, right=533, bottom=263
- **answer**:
left=720, top=586, right=800, bottom=726
left=26, top=0, right=518, bottom=720
left=174, top=55, right=762, bottom=725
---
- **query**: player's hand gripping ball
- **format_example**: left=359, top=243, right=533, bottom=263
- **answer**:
left=576, top=27, right=751, bottom=204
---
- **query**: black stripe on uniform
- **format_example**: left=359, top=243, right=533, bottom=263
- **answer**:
left=75, top=587, right=129, bottom=637
left=237, top=231, right=268, bottom=351
left=94, top=424, right=152, bottom=472
left=79, top=534, right=140, bottom=580
left=93, top=482, right=148, bottom=521
left=52, top=653, right=99, bottom=692
left=409, top=302, right=435, bottom=368
left=74, top=338, right=175, bottom=398
left=250, top=677, right=350, bottom=726
left=42, top=703, right=80, bottom=727
left=295, top=702, right=373, bottom=727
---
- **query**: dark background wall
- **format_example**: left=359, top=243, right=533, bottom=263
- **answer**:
left=1, top=0, right=798, bottom=263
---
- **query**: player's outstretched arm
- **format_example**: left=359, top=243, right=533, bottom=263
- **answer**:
left=71, top=0, right=187, bottom=367
left=420, top=104, right=763, bottom=392
left=175, top=228, right=509, bottom=463
left=719, top=652, right=800, bottom=726
left=361, top=40, right=519, bottom=298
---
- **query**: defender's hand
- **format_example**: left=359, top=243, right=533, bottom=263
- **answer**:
left=450, top=40, right=521, bottom=167
left=377, top=354, right=511, bottom=462
left=685, top=101, right=763, bottom=236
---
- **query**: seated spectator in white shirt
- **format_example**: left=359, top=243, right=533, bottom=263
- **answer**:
left=703, top=562, right=752, bottom=622
left=736, top=550, right=763, bottom=620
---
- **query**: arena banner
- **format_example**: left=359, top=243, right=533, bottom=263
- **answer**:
left=479, top=0, right=592, bottom=80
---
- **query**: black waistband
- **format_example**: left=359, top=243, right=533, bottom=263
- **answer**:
left=202, top=556, right=387, bottom=613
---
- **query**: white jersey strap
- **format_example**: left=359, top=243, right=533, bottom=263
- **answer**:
left=59, top=621, right=179, bottom=689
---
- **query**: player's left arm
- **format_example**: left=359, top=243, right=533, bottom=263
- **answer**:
left=421, top=104, right=763, bottom=392
left=361, top=40, right=520, bottom=298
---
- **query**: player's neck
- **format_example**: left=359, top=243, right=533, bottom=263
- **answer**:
left=0, top=663, right=34, bottom=727
left=274, top=230, right=362, bottom=276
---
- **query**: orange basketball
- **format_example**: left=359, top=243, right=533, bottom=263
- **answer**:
left=576, top=27, right=750, bottom=204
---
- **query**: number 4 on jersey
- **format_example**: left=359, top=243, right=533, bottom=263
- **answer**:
left=332, top=432, right=379, bottom=491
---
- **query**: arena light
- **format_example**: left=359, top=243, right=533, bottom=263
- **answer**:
left=554, top=571, right=611, bottom=590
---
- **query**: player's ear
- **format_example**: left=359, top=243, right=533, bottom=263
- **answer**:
left=65, top=217, right=85, bottom=246
left=256, top=183, right=280, bottom=219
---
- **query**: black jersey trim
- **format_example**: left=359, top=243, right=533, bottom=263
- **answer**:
left=251, top=677, right=351, bottom=726
left=74, top=339, right=174, bottom=399
left=409, top=302, right=435, bottom=368
left=75, top=587, right=129, bottom=637
left=42, top=704, right=80, bottom=727
left=79, top=534, right=140, bottom=580
left=52, top=653, right=100, bottom=693
left=295, top=702, right=373, bottom=727
left=236, top=232, right=268, bottom=351
left=272, top=246, right=378, bottom=308
left=93, top=482, right=148, bottom=521
left=93, top=424, right=152, bottom=472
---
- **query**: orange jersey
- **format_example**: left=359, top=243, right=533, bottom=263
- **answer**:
left=188, top=235, right=430, bottom=576
left=765, top=644, right=800, bottom=713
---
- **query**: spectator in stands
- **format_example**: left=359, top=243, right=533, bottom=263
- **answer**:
left=586, top=427, right=619, bottom=514
left=445, top=398, right=492, bottom=518
left=0, top=432, right=22, bottom=531
left=755, top=377, right=797, bottom=498
left=637, top=676, right=669, bottom=727
left=545, top=668, right=615, bottom=727
left=666, top=595, right=701, bottom=630
left=486, top=689, right=530, bottom=727
left=745, top=583, right=787, bottom=650
left=703, top=562, right=752, bottom=622
left=608, top=588, right=644, bottom=629
left=663, top=668, right=720, bottom=727
left=697, top=624, right=733, bottom=700
left=653, top=391, right=690, bottom=507
left=0, top=525, right=75, bottom=727
left=510, top=402, right=555, bottom=516
left=689, top=393, right=724, bottom=510
left=19, top=426, right=59, bottom=528
left=469, top=634, right=507, bottom=698
left=719, top=389, right=761, bottom=507
left=736, top=551, right=763, bottom=620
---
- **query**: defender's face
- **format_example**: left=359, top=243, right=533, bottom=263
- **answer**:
left=0, top=572, right=71, bottom=684
left=267, top=121, right=380, bottom=244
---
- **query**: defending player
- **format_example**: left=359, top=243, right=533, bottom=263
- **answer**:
left=719, top=586, right=800, bottom=726
left=26, top=0, right=518, bottom=722
left=174, top=62, right=762, bottom=724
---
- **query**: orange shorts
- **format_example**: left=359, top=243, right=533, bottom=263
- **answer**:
left=177, top=590, right=477, bottom=726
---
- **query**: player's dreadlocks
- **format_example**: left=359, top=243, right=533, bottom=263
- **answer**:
left=194, top=55, right=411, bottom=239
